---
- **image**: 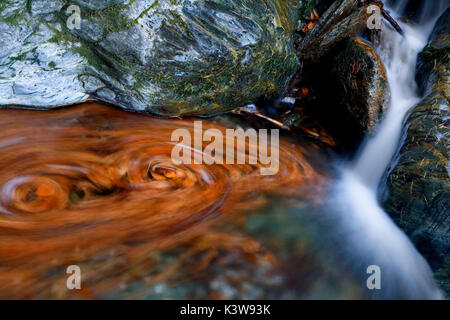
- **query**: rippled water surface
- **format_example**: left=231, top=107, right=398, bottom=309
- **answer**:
left=0, top=103, right=328, bottom=299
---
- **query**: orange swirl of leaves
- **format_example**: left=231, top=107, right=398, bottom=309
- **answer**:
left=0, top=103, right=324, bottom=298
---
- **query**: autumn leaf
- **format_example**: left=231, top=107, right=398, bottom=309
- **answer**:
left=299, top=87, right=309, bottom=98
left=36, top=184, right=54, bottom=197
left=302, top=9, right=319, bottom=33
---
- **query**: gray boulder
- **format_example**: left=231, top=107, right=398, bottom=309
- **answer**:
left=0, top=0, right=305, bottom=116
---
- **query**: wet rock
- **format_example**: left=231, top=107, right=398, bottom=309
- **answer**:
left=284, top=0, right=390, bottom=148
left=330, top=37, right=390, bottom=133
left=0, top=0, right=306, bottom=116
left=31, top=0, right=64, bottom=15
left=295, top=0, right=370, bottom=61
left=416, top=8, right=450, bottom=95
left=72, top=18, right=104, bottom=42
left=283, top=36, right=390, bottom=149
left=75, top=0, right=131, bottom=11
left=383, top=8, right=450, bottom=294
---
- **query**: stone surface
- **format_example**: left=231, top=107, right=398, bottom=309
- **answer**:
left=0, top=0, right=305, bottom=116
left=330, top=37, right=390, bottom=133
left=280, top=36, right=390, bottom=149
left=383, top=8, right=450, bottom=295
left=416, top=7, right=450, bottom=95
left=295, top=0, right=369, bottom=61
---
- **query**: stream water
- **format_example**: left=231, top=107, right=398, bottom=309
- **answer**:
left=326, top=0, right=449, bottom=299
left=0, top=104, right=327, bottom=299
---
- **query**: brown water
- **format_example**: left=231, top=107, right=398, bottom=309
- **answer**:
left=0, top=103, right=325, bottom=299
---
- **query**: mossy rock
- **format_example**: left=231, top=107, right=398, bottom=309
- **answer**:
left=0, top=0, right=311, bottom=116
left=416, top=7, right=450, bottom=95
left=383, top=8, right=450, bottom=295
left=285, top=36, right=390, bottom=149
left=295, top=0, right=370, bottom=61
left=331, top=37, right=390, bottom=133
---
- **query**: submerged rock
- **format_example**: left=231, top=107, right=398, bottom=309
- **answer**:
left=383, top=8, right=450, bottom=294
left=0, top=0, right=304, bottom=116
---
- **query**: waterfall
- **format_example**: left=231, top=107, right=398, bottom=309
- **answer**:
left=355, top=0, right=450, bottom=188
left=324, top=0, right=448, bottom=299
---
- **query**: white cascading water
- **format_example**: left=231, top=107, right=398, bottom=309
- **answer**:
left=327, top=0, right=448, bottom=298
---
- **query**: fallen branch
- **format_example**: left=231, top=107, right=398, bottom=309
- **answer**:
left=232, top=106, right=290, bottom=130
left=382, top=8, right=404, bottom=36
left=371, top=1, right=404, bottom=36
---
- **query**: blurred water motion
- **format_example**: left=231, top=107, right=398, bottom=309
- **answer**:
left=0, top=103, right=334, bottom=299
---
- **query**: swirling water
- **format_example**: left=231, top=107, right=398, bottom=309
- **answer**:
left=0, top=104, right=326, bottom=299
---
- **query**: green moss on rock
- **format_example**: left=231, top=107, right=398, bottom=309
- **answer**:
left=331, top=37, right=390, bottom=133
left=383, top=8, right=450, bottom=295
left=0, top=0, right=317, bottom=116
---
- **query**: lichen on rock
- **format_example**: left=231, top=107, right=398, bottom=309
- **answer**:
left=383, top=8, right=450, bottom=295
left=295, top=0, right=369, bottom=61
left=330, top=37, right=390, bottom=133
left=0, top=0, right=309, bottom=116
